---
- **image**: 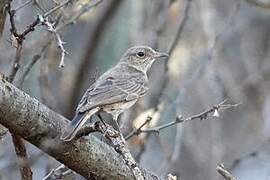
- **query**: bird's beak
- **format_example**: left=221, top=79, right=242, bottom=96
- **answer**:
left=154, top=51, right=169, bottom=58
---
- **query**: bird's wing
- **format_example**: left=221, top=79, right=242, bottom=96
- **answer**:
left=76, top=73, right=148, bottom=113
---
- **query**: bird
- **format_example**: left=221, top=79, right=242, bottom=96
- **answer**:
left=61, top=46, right=168, bottom=141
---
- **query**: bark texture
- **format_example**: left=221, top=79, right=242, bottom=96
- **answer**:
left=0, top=74, right=157, bottom=180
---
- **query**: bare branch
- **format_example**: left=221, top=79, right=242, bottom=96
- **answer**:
left=216, top=163, right=236, bottom=180
left=130, top=100, right=240, bottom=135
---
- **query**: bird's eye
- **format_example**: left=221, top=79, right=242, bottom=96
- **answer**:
left=136, top=51, right=145, bottom=58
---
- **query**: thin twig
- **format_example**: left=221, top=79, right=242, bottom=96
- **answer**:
left=129, top=100, right=240, bottom=135
left=11, top=134, right=33, bottom=180
left=38, top=15, right=67, bottom=67
left=17, top=43, right=49, bottom=88
left=125, top=116, right=152, bottom=140
left=43, top=0, right=72, bottom=18
left=217, top=163, right=236, bottom=180
left=6, top=0, right=73, bottom=45
left=8, top=43, right=22, bottom=82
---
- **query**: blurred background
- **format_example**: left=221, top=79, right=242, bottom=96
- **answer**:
left=0, top=0, right=270, bottom=179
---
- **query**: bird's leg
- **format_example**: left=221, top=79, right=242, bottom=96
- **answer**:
left=96, top=113, right=110, bottom=142
left=97, top=113, right=106, bottom=126
left=112, top=113, right=121, bottom=134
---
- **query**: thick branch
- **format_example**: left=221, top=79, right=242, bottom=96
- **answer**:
left=0, top=74, right=159, bottom=179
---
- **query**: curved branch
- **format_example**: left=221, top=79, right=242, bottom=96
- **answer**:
left=0, top=74, right=158, bottom=180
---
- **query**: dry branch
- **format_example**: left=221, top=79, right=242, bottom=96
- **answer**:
left=0, top=74, right=160, bottom=180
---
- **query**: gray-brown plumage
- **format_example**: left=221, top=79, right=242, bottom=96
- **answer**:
left=61, top=46, right=168, bottom=141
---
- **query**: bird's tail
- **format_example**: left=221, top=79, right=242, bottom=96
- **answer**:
left=61, top=108, right=99, bottom=141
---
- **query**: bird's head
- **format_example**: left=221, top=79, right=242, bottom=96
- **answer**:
left=120, top=46, right=168, bottom=73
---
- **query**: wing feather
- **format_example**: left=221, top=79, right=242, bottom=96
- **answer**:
left=76, top=73, right=148, bottom=113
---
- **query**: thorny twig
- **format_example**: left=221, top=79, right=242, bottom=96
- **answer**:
left=38, top=15, right=67, bottom=67
left=42, top=164, right=74, bottom=180
left=6, top=0, right=72, bottom=67
left=217, top=163, right=236, bottom=180
left=128, top=99, right=240, bottom=136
